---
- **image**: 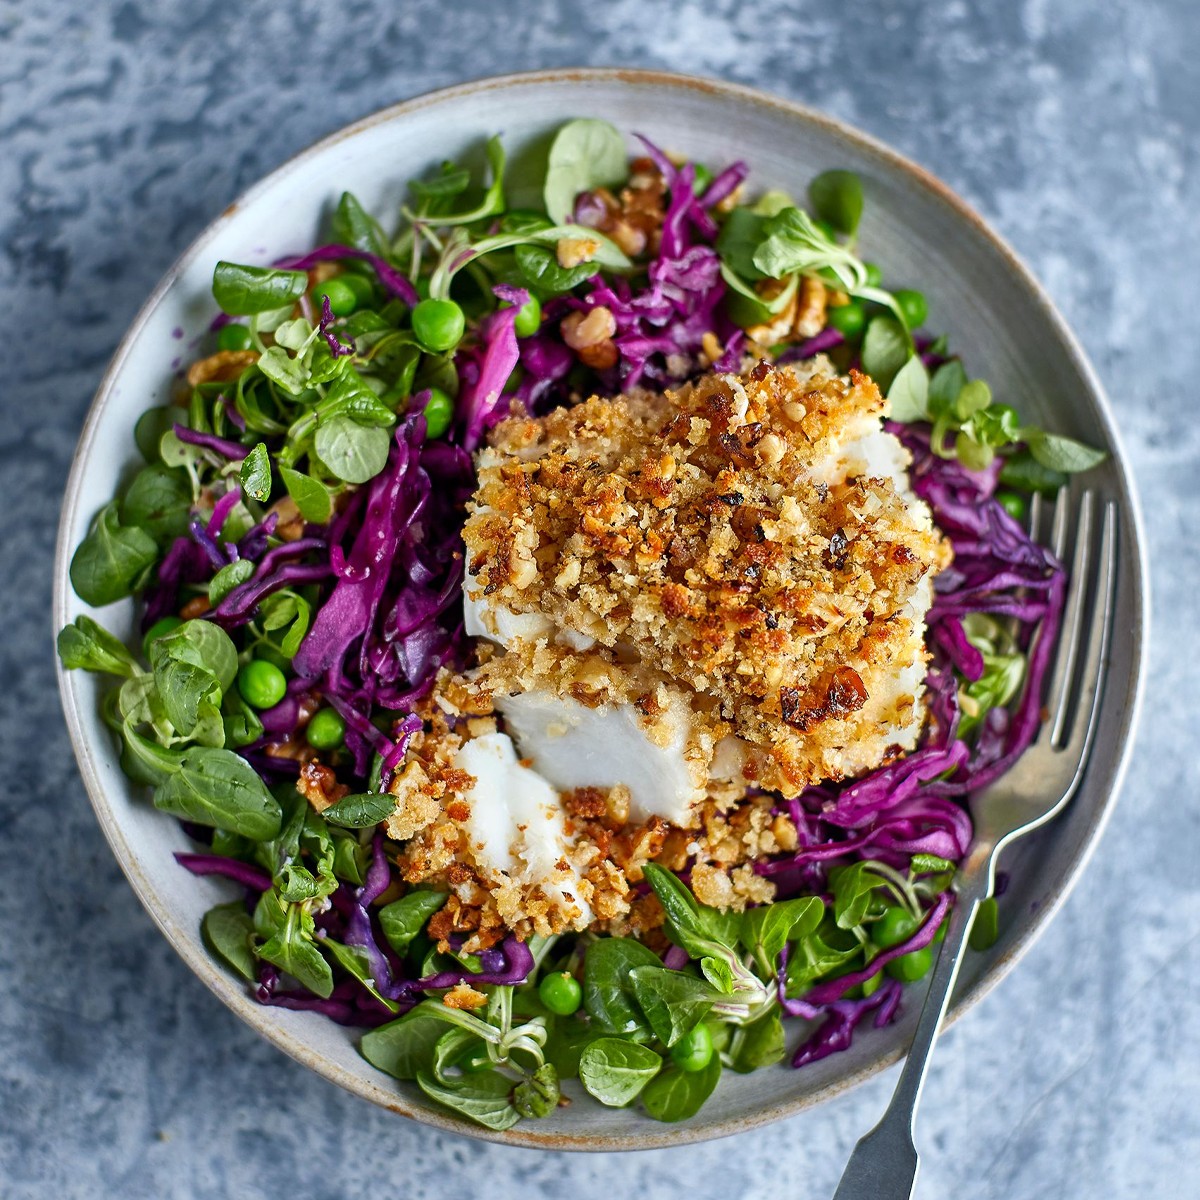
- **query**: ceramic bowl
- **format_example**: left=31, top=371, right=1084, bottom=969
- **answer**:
left=54, top=68, right=1148, bottom=1150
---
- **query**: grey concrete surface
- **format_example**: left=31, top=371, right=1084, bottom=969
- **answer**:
left=1, top=1, right=1196, bottom=1197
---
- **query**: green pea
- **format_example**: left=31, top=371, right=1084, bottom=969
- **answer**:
left=873, top=905, right=920, bottom=950
left=305, top=707, right=346, bottom=751
left=422, top=387, right=454, bottom=440
left=537, top=970, right=582, bottom=1016
left=237, top=659, right=288, bottom=710
left=315, top=276, right=359, bottom=317
left=885, top=945, right=933, bottom=983
left=691, top=162, right=713, bottom=194
left=504, top=293, right=542, bottom=338
left=340, top=273, right=375, bottom=307
left=670, top=1022, right=714, bottom=1073
left=141, top=615, right=182, bottom=660
left=825, top=300, right=866, bottom=340
left=893, top=288, right=929, bottom=329
left=995, top=490, right=1027, bottom=521
left=217, top=323, right=253, bottom=352
left=863, top=261, right=884, bottom=288
left=412, top=298, right=466, bottom=353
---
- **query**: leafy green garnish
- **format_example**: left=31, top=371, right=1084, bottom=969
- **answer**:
left=739, top=895, right=824, bottom=968
left=998, top=449, right=1068, bottom=495
left=69, top=502, right=158, bottom=607
left=543, top=119, right=627, bottom=225
left=379, top=890, right=448, bottom=956
left=886, top=354, right=931, bottom=423
left=212, top=262, right=307, bottom=316
left=152, top=746, right=283, bottom=840
left=752, top=207, right=871, bottom=292
left=1025, top=429, right=1108, bottom=474
left=578, top=1038, right=662, bottom=1106
left=321, top=791, right=396, bottom=829
left=256, top=900, right=334, bottom=997
left=582, top=936, right=661, bottom=1035
left=239, top=442, right=272, bottom=503
left=627, top=966, right=716, bottom=1048
left=642, top=865, right=770, bottom=1015
left=861, top=316, right=911, bottom=392
left=958, top=614, right=1026, bottom=738
left=56, top=615, right=139, bottom=677
left=415, top=1070, right=521, bottom=1131
left=279, top=465, right=333, bottom=524
left=209, top=559, right=254, bottom=606
left=513, top=243, right=595, bottom=296
left=807, top=169, right=864, bottom=237
left=119, top=465, right=192, bottom=547
left=202, top=901, right=258, bottom=982
left=728, top=1010, right=786, bottom=1073
left=641, top=1054, right=722, bottom=1123
left=330, top=191, right=387, bottom=256
left=361, top=1003, right=449, bottom=1081
left=513, top=1063, right=560, bottom=1119
left=313, top=416, right=391, bottom=485
left=970, top=897, right=1001, bottom=952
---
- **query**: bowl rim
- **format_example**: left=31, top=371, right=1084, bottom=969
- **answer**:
left=53, top=66, right=1149, bottom=1152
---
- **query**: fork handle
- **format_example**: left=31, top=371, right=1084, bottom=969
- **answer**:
left=832, top=863, right=993, bottom=1200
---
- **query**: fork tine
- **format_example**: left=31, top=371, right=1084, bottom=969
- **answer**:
left=1059, top=499, right=1117, bottom=757
left=1028, top=490, right=1044, bottom=540
left=1048, top=490, right=1094, bottom=746
left=1048, top=486, right=1070, bottom=562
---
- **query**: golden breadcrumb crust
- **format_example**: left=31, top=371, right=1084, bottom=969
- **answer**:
left=463, top=362, right=947, bottom=795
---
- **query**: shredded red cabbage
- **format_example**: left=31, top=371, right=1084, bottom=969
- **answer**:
left=789, top=975, right=905, bottom=1068
left=174, top=851, right=272, bottom=893
left=318, top=294, right=355, bottom=358
left=457, top=285, right=528, bottom=450
left=172, top=422, right=249, bottom=461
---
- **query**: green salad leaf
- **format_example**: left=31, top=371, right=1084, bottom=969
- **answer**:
left=69, top=502, right=158, bottom=607
left=202, top=901, right=258, bottom=982
left=582, top=936, right=661, bottom=1035
left=578, top=1038, right=662, bottom=1106
left=544, top=118, right=627, bottom=224
left=322, top=791, right=397, bottom=829
left=213, top=262, right=307, bottom=316
left=641, top=1054, right=722, bottom=1123
left=807, top=169, right=864, bottom=237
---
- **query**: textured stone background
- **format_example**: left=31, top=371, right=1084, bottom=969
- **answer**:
left=2, top=2, right=1197, bottom=1197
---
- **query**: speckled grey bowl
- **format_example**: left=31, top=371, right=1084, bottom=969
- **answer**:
left=54, top=68, right=1148, bottom=1150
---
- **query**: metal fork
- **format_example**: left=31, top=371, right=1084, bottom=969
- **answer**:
left=831, top=487, right=1118, bottom=1200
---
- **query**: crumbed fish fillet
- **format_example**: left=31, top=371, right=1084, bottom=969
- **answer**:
left=462, top=360, right=949, bottom=800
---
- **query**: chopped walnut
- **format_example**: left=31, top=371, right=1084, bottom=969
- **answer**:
left=794, top=276, right=828, bottom=338
left=557, top=236, right=601, bottom=268
left=561, top=306, right=619, bottom=370
left=297, top=761, right=350, bottom=813
left=186, top=349, right=259, bottom=388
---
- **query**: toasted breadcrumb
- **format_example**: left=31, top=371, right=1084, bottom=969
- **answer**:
left=443, top=982, right=489, bottom=1010
left=463, top=362, right=947, bottom=796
